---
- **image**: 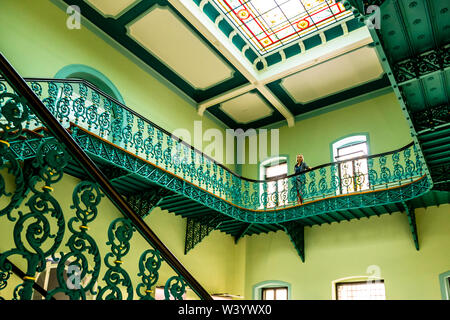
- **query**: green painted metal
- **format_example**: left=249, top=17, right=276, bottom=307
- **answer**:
left=402, top=201, right=419, bottom=250
left=47, top=181, right=103, bottom=300
left=184, top=217, right=217, bottom=254
left=282, top=221, right=305, bottom=263
left=0, top=77, right=432, bottom=220
left=96, top=217, right=135, bottom=300
left=0, top=62, right=205, bottom=301
left=127, top=187, right=172, bottom=218
left=234, top=223, right=253, bottom=244
left=136, top=249, right=162, bottom=300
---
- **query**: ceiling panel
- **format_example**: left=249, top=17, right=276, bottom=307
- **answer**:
left=128, top=6, right=234, bottom=90
left=280, top=46, right=384, bottom=104
left=86, top=0, right=138, bottom=16
left=220, top=91, right=274, bottom=124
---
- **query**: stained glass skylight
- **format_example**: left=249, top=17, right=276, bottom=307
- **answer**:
left=210, top=0, right=353, bottom=56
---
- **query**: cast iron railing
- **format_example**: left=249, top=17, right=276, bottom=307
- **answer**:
left=0, top=53, right=212, bottom=300
left=0, top=77, right=427, bottom=212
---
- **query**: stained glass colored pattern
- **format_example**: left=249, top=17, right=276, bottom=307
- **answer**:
left=211, top=0, right=353, bottom=56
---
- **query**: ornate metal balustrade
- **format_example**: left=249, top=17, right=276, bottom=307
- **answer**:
left=0, top=78, right=431, bottom=217
left=0, top=57, right=211, bottom=300
left=0, top=59, right=433, bottom=283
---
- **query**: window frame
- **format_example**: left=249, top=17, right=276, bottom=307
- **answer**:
left=331, top=276, right=385, bottom=300
left=331, top=134, right=370, bottom=195
left=259, top=156, right=289, bottom=208
left=261, top=286, right=289, bottom=300
left=252, top=280, right=291, bottom=300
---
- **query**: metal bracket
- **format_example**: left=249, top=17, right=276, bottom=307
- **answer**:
left=401, top=201, right=419, bottom=251
left=184, top=215, right=222, bottom=254
left=126, top=187, right=172, bottom=219
left=281, top=221, right=305, bottom=263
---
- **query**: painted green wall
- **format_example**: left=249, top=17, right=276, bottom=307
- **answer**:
left=0, top=0, right=235, bottom=171
left=240, top=91, right=413, bottom=179
left=244, top=204, right=450, bottom=300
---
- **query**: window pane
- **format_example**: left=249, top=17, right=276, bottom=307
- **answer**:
left=275, top=288, right=288, bottom=300
left=336, top=281, right=386, bottom=300
left=336, top=141, right=369, bottom=194
left=263, top=161, right=288, bottom=207
left=262, top=289, right=274, bottom=300
left=265, top=162, right=287, bottom=178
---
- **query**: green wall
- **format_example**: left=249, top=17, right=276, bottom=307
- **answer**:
left=244, top=204, right=450, bottom=300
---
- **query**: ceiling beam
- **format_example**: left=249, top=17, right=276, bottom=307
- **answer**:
left=198, top=83, right=255, bottom=116
left=334, top=210, right=351, bottom=222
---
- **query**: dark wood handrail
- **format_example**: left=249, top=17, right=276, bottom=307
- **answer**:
left=0, top=54, right=212, bottom=300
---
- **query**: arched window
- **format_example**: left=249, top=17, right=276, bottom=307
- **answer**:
left=55, top=64, right=125, bottom=104
left=252, top=280, right=291, bottom=300
left=259, top=156, right=288, bottom=208
left=332, top=276, right=385, bottom=300
left=54, top=65, right=125, bottom=146
left=332, top=135, right=370, bottom=194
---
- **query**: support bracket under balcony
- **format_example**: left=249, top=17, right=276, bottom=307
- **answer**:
left=281, top=221, right=305, bottom=263
left=234, top=223, right=253, bottom=244
left=402, top=201, right=419, bottom=251
left=126, top=187, right=172, bottom=219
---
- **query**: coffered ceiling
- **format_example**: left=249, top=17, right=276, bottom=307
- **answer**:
left=60, top=0, right=390, bottom=129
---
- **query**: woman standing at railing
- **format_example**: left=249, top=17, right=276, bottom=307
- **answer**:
left=294, top=154, right=310, bottom=204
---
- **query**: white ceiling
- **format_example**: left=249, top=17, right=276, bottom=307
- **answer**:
left=86, top=0, right=137, bottom=16
left=220, top=91, right=273, bottom=124
left=280, top=46, right=384, bottom=104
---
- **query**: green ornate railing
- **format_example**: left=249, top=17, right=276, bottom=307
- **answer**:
left=0, top=77, right=429, bottom=215
left=0, top=51, right=432, bottom=299
left=0, top=55, right=211, bottom=300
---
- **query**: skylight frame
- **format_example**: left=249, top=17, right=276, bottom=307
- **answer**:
left=209, top=0, right=354, bottom=56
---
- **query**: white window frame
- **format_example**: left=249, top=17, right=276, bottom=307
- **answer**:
left=259, top=156, right=288, bottom=208
left=332, top=135, right=369, bottom=195
left=331, top=276, right=385, bottom=300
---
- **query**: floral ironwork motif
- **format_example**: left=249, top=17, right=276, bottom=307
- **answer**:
left=136, top=249, right=162, bottom=300
left=45, top=181, right=103, bottom=300
left=164, top=275, right=187, bottom=300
